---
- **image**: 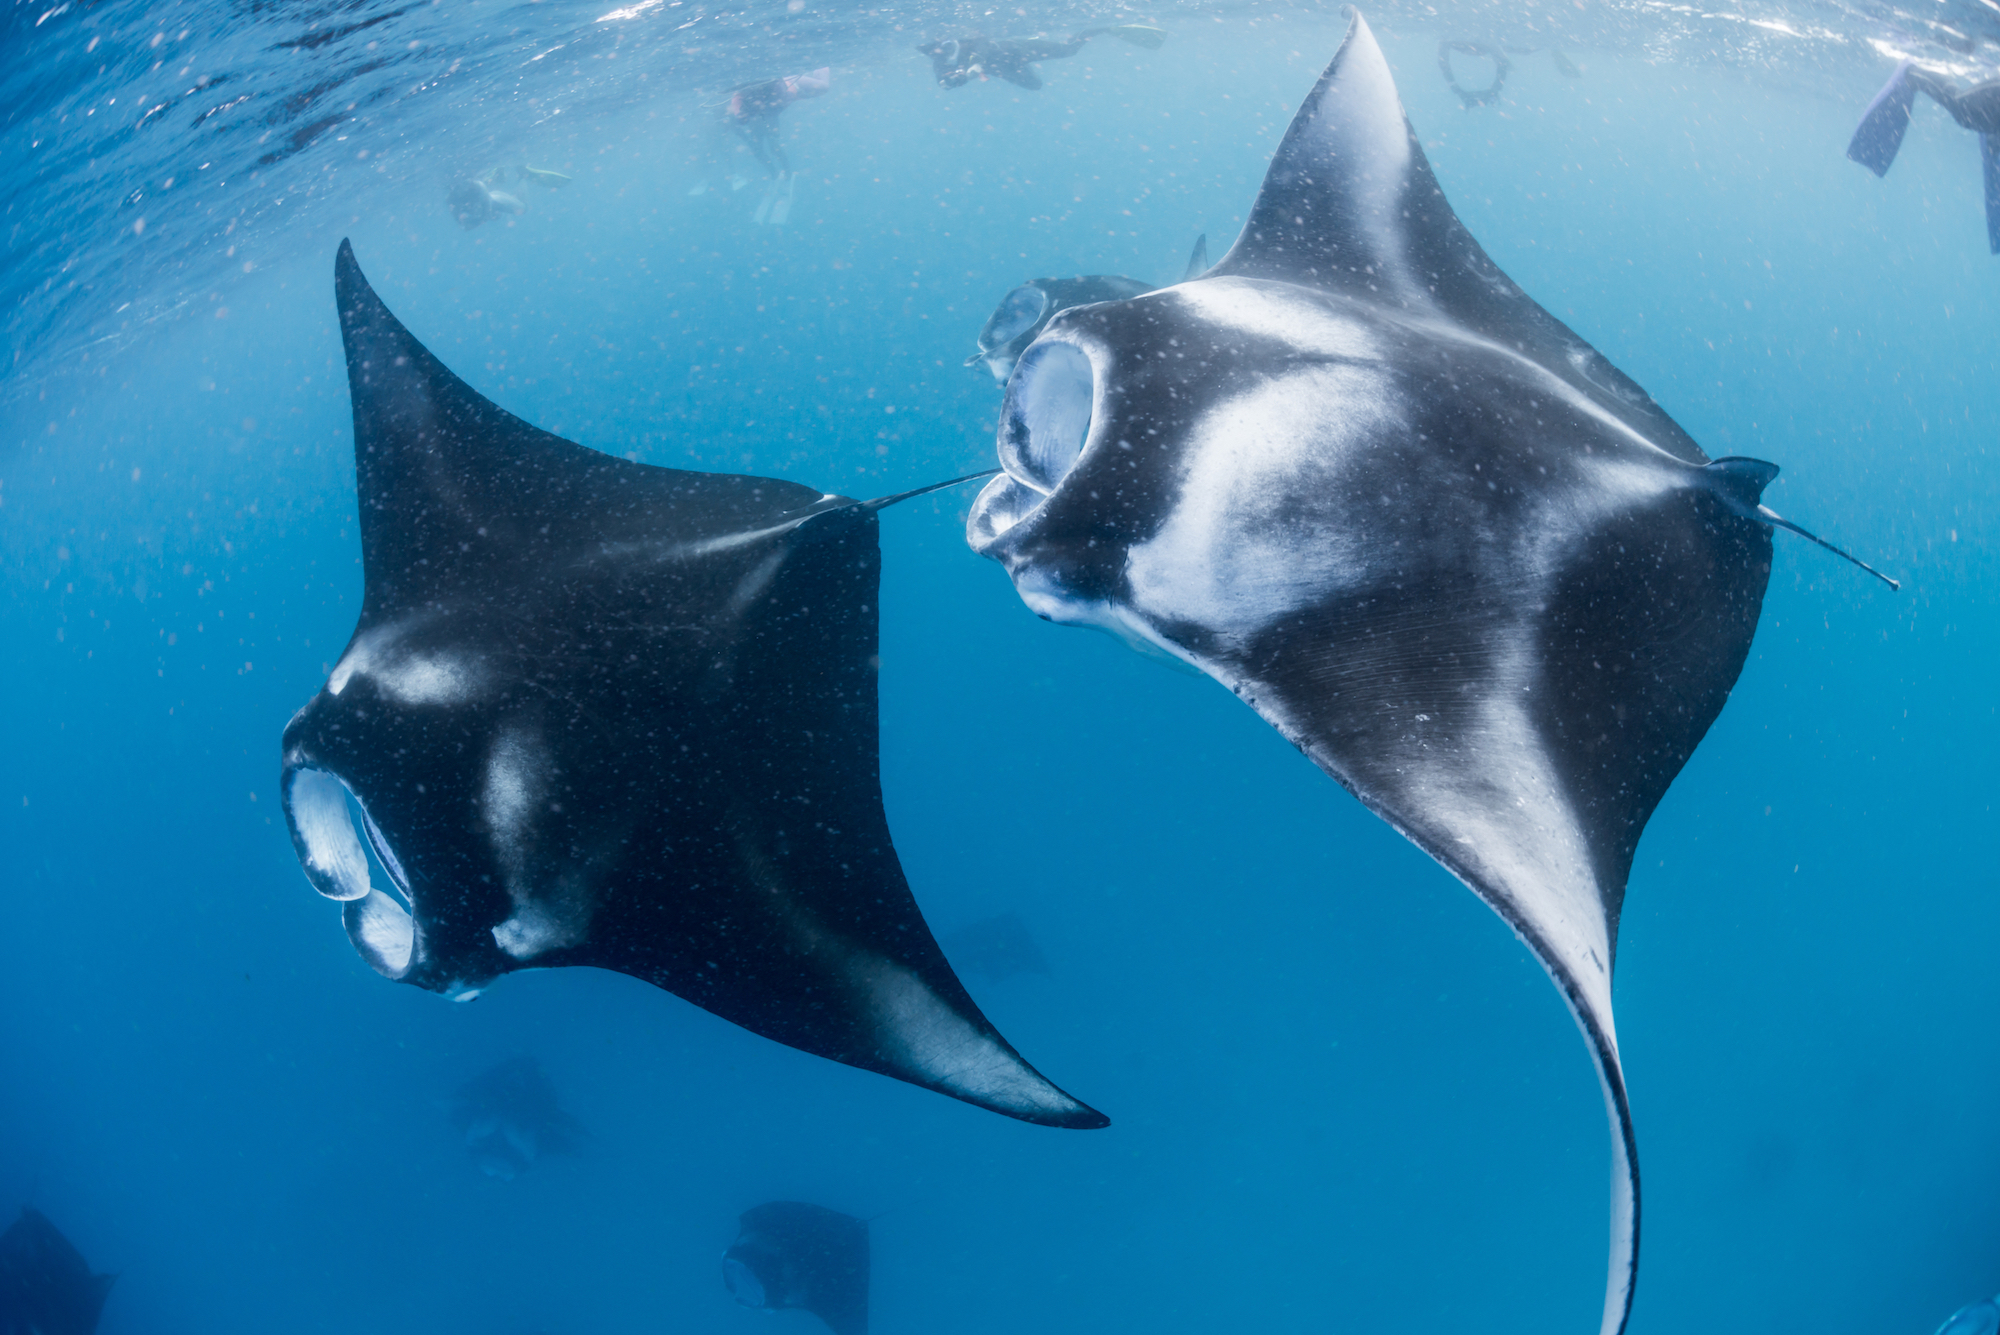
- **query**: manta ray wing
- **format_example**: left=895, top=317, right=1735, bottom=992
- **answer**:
left=968, top=13, right=1783, bottom=1329
left=281, top=240, right=1106, bottom=1131
left=1209, top=15, right=1705, bottom=467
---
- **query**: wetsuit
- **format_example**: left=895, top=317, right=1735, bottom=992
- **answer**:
left=726, top=67, right=831, bottom=176
left=1903, top=68, right=2000, bottom=134
left=1848, top=62, right=2000, bottom=251
left=920, top=33, right=1090, bottom=91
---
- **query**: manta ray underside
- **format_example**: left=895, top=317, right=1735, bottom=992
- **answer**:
left=967, top=12, right=1891, bottom=1331
left=280, top=241, right=1105, bottom=1131
left=723, top=1201, right=869, bottom=1335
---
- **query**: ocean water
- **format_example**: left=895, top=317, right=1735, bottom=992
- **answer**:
left=1, top=0, right=1996, bottom=1331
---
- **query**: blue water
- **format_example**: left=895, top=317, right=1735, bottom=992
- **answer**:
left=2, top=0, right=1996, bottom=1331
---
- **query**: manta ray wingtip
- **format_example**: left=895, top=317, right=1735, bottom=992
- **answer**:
left=1050, top=1101, right=1111, bottom=1130
left=334, top=237, right=363, bottom=294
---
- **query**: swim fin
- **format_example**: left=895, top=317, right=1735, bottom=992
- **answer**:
left=1848, top=62, right=1917, bottom=176
left=1097, top=23, right=1166, bottom=48
left=1982, top=132, right=2000, bottom=253
left=1182, top=233, right=1208, bottom=282
left=769, top=174, right=795, bottom=225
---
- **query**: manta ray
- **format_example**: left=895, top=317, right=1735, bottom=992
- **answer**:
left=447, top=1056, right=586, bottom=1180
left=965, top=12, right=1893, bottom=1332
left=722, top=1201, right=869, bottom=1335
left=279, top=241, right=1106, bottom=1132
left=0, top=1206, right=115, bottom=1335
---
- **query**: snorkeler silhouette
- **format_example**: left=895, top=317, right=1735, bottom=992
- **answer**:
left=1848, top=61, right=2000, bottom=251
left=1437, top=39, right=1579, bottom=108
left=726, top=67, right=832, bottom=177
left=446, top=168, right=525, bottom=230
left=918, top=25, right=1164, bottom=91
left=1438, top=40, right=1511, bottom=107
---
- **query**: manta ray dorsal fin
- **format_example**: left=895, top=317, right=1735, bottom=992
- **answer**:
left=332, top=239, right=827, bottom=619
left=1210, top=12, right=1710, bottom=465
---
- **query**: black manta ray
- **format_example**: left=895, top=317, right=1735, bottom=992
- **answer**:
left=723, top=1202, right=868, bottom=1335
left=279, top=241, right=1106, bottom=1132
left=966, top=236, right=1209, bottom=384
left=0, top=1207, right=115, bottom=1335
left=966, top=12, right=1893, bottom=1332
left=447, top=1056, right=586, bottom=1180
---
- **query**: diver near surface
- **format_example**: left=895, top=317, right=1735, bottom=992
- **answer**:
left=1439, top=40, right=1511, bottom=106
left=725, top=67, right=832, bottom=177
left=919, top=24, right=1165, bottom=91
left=446, top=167, right=526, bottom=230
left=1437, top=39, right=1580, bottom=108
left=1848, top=60, right=2000, bottom=251
left=719, top=67, right=830, bottom=225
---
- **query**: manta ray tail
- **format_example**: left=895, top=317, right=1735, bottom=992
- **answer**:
left=860, top=468, right=1002, bottom=511
left=1848, top=63, right=1917, bottom=176
left=1701, top=458, right=1901, bottom=589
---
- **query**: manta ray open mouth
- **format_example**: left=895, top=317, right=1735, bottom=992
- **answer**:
left=283, top=766, right=417, bottom=982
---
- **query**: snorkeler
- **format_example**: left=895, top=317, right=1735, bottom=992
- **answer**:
left=1848, top=62, right=2000, bottom=251
left=919, top=24, right=1165, bottom=91
left=446, top=167, right=526, bottom=230
left=1437, top=40, right=1579, bottom=108
left=1438, top=40, right=1511, bottom=107
left=725, top=66, right=832, bottom=178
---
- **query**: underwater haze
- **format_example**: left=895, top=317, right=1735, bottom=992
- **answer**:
left=2, top=0, right=1995, bottom=1332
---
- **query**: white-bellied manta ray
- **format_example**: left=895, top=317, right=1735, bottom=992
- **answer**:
left=280, top=240, right=1107, bottom=1132
left=964, top=11, right=1895, bottom=1331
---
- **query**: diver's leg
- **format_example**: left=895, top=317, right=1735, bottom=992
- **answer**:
left=1905, top=67, right=1984, bottom=129
left=1014, top=37, right=1086, bottom=60
left=1955, top=81, right=2000, bottom=135
left=735, top=120, right=780, bottom=177
left=1983, top=133, right=2000, bottom=253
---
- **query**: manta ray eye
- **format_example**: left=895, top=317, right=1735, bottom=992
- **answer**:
left=979, top=284, right=1048, bottom=352
left=1000, top=340, right=1094, bottom=495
